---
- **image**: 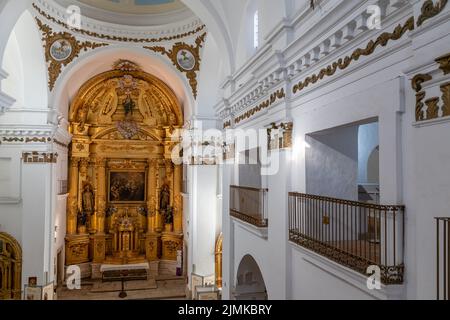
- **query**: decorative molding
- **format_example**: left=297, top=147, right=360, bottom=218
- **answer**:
left=2, top=137, right=50, bottom=143
left=22, top=151, right=58, bottom=164
left=145, top=33, right=207, bottom=99
left=417, top=0, right=448, bottom=27
left=435, top=53, right=450, bottom=75
left=32, top=2, right=206, bottom=44
left=293, top=17, right=415, bottom=95
left=234, top=88, right=286, bottom=125
left=412, top=53, right=450, bottom=123
left=411, top=73, right=433, bottom=92
left=35, top=18, right=108, bottom=91
left=223, top=120, right=231, bottom=129
left=0, top=91, right=16, bottom=115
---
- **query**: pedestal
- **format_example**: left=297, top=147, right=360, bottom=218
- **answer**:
left=92, top=234, right=106, bottom=263
left=161, top=232, right=183, bottom=261
left=65, top=234, right=90, bottom=265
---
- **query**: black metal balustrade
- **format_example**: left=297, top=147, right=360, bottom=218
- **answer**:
left=230, top=186, right=268, bottom=228
left=436, top=217, right=450, bottom=300
left=288, top=193, right=405, bottom=284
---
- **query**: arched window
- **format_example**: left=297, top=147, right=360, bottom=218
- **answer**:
left=253, top=11, right=259, bottom=49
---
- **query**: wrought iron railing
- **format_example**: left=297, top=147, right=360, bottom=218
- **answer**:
left=436, top=217, right=450, bottom=300
left=230, top=186, right=268, bottom=228
left=288, top=193, right=405, bottom=284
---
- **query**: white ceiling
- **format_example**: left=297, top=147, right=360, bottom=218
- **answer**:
left=54, top=0, right=195, bottom=26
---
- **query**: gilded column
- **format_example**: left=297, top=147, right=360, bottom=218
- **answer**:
left=67, top=157, right=80, bottom=235
left=173, top=164, right=183, bottom=233
left=96, top=158, right=107, bottom=234
left=165, top=160, right=174, bottom=207
left=155, top=161, right=162, bottom=232
left=147, top=159, right=158, bottom=232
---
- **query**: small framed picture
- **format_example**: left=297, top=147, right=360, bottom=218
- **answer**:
left=42, top=283, right=54, bottom=300
left=24, top=285, right=42, bottom=300
left=28, top=277, right=37, bottom=287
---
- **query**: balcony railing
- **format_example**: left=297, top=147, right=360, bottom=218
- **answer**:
left=288, top=193, right=405, bottom=284
left=230, top=186, right=268, bottom=228
left=436, top=217, right=450, bottom=300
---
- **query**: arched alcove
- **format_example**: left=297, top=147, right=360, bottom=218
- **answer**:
left=235, top=254, right=267, bottom=300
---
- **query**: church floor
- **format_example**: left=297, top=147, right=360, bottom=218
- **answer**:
left=56, top=276, right=187, bottom=300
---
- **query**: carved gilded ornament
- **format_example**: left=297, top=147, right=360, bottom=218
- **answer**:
left=35, top=18, right=108, bottom=91
left=69, top=63, right=182, bottom=130
left=145, top=33, right=207, bottom=99
left=441, top=82, right=450, bottom=117
left=411, top=53, right=450, bottom=122
left=0, top=232, right=22, bottom=300
left=66, top=61, right=183, bottom=266
left=22, top=151, right=58, bottom=163
left=33, top=3, right=206, bottom=44
left=417, top=0, right=448, bottom=27
left=436, top=53, right=450, bottom=75
left=411, top=74, right=433, bottom=93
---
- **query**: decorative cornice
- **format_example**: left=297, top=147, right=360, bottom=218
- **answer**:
left=22, top=151, right=58, bottom=164
left=32, top=3, right=206, bottom=44
left=411, top=74, right=433, bottom=93
left=293, top=17, right=415, bottom=95
left=145, top=33, right=207, bottom=99
left=417, top=0, right=448, bottom=27
left=234, top=88, right=286, bottom=125
left=35, top=18, right=108, bottom=91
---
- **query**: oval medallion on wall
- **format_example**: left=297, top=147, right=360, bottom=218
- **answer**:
left=176, top=49, right=196, bottom=71
left=50, top=39, right=73, bottom=61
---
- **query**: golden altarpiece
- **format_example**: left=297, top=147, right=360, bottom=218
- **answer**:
left=65, top=60, right=184, bottom=275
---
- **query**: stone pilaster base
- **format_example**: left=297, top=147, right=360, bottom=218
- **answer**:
left=65, top=234, right=90, bottom=265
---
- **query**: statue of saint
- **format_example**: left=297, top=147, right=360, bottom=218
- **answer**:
left=82, top=183, right=95, bottom=214
left=159, top=184, right=170, bottom=215
left=77, top=210, right=87, bottom=228
left=123, top=95, right=135, bottom=118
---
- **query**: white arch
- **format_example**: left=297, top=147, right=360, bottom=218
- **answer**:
left=181, top=0, right=235, bottom=75
left=235, top=254, right=268, bottom=300
left=0, top=0, right=32, bottom=72
left=1, top=8, right=48, bottom=110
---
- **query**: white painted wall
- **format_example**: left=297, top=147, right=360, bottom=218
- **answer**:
left=306, top=126, right=359, bottom=200
left=358, top=122, right=379, bottom=184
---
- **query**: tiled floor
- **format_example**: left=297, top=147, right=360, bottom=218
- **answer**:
left=56, top=276, right=187, bottom=300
